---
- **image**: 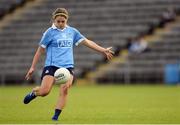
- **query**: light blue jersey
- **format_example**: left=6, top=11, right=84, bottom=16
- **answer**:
left=39, top=24, right=85, bottom=68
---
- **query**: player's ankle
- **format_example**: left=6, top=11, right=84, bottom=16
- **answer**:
left=52, top=109, right=62, bottom=121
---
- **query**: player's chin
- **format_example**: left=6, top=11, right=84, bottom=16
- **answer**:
left=59, top=25, right=65, bottom=29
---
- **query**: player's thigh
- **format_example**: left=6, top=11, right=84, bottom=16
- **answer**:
left=60, top=74, right=73, bottom=89
left=41, top=75, right=55, bottom=91
left=66, top=74, right=73, bottom=87
left=60, top=75, right=73, bottom=95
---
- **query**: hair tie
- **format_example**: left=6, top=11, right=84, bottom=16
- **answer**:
left=53, top=13, right=68, bottom=19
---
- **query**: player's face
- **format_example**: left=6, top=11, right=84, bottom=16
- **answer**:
left=54, top=16, right=67, bottom=29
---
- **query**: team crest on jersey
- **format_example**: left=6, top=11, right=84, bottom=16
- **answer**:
left=67, top=32, right=72, bottom=37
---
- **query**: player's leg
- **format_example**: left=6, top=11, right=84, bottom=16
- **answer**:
left=52, top=74, right=73, bottom=121
left=23, top=66, right=57, bottom=104
left=23, top=75, right=55, bottom=104
left=56, top=75, right=73, bottom=109
left=33, top=75, right=55, bottom=96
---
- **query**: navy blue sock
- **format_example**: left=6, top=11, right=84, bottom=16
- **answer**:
left=52, top=109, right=62, bottom=120
left=31, top=92, right=36, bottom=98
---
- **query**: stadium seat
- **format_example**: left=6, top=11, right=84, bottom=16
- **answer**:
left=0, top=0, right=180, bottom=84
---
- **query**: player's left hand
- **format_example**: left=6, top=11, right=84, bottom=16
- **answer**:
left=103, top=47, right=114, bottom=60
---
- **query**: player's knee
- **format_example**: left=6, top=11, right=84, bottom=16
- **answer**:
left=63, top=88, right=68, bottom=96
left=41, top=88, right=50, bottom=97
left=60, top=85, right=68, bottom=96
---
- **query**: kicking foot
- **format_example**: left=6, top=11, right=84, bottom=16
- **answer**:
left=23, top=92, right=36, bottom=104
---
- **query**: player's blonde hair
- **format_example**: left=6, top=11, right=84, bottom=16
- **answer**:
left=52, top=8, right=69, bottom=20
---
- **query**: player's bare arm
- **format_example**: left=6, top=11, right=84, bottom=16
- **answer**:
left=25, top=46, right=45, bottom=80
left=81, top=39, right=114, bottom=60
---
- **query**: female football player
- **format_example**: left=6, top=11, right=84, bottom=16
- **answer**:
left=23, top=8, right=114, bottom=121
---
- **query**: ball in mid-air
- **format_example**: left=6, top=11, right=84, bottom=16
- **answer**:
left=54, top=68, right=71, bottom=84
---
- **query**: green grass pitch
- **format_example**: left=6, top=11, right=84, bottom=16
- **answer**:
left=0, top=84, right=180, bottom=124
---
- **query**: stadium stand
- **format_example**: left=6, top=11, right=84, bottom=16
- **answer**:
left=0, top=0, right=27, bottom=19
left=0, top=0, right=180, bottom=84
left=95, top=20, right=180, bottom=83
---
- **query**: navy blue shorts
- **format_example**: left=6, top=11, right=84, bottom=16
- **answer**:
left=41, top=66, right=74, bottom=80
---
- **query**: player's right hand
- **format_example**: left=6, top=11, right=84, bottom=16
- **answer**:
left=25, top=67, right=34, bottom=80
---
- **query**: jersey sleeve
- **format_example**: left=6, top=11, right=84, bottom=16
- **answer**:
left=73, top=28, right=86, bottom=46
left=39, top=30, right=52, bottom=48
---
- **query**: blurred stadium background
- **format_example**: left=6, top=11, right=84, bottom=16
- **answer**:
left=0, top=0, right=180, bottom=85
left=0, top=0, right=180, bottom=124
